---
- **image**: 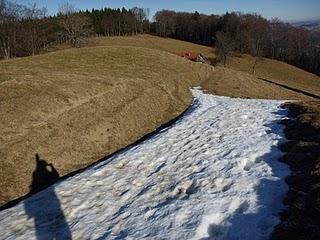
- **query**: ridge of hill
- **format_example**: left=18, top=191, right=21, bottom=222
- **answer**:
left=87, top=34, right=320, bottom=99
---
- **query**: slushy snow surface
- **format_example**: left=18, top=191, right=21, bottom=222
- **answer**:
left=0, top=90, right=290, bottom=240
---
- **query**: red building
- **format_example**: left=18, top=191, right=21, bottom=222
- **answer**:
left=176, top=52, right=205, bottom=63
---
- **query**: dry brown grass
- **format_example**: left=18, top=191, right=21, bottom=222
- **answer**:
left=88, top=35, right=215, bottom=59
left=201, top=66, right=314, bottom=101
left=0, top=46, right=213, bottom=205
left=87, top=35, right=320, bottom=99
left=1, top=34, right=319, bottom=206
left=229, top=54, right=320, bottom=96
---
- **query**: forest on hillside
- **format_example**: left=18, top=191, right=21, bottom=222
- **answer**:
left=0, top=0, right=319, bottom=76
left=0, top=1, right=150, bottom=57
left=152, top=10, right=320, bottom=75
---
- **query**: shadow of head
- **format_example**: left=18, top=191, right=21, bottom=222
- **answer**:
left=30, top=154, right=60, bottom=194
left=24, top=154, right=72, bottom=239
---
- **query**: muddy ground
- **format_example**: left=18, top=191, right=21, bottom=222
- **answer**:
left=272, top=101, right=320, bottom=240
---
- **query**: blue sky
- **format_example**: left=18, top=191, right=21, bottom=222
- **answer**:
left=15, top=0, right=320, bottom=22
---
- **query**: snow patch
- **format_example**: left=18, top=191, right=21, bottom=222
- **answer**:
left=0, top=90, right=290, bottom=240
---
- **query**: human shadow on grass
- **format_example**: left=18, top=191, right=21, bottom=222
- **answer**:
left=24, top=154, right=72, bottom=240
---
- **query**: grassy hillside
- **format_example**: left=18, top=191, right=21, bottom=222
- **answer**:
left=88, top=35, right=320, bottom=99
left=0, top=46, right=213, bottom=205
left=201, top=66, right=315, bottom=100
left=229, top=54, right=320, bottom=97
left=88, top=35, right=215, bottom=58
left=1, top=34, right=319, bottom=205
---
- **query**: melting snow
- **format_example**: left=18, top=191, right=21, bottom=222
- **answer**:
left=0, top=90, right=290, bottom=240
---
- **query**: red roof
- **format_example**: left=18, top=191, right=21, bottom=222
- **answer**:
left=176, top=52, right=203, bottom=62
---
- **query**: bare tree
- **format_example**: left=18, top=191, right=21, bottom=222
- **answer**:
left=215, top=31, right=235, bottom=67
left=154, top=10, right=176, bottom=37
left=0, top=0, right=20, bottom=59
left=58, top=3, right=90, bottom=46
left=248, top=17, right=268, bottom=74
left=22, top=3, right=47, bottom=55
left=144, top=8, right=150, bottom=32
left=131, top=7, right=146, bottom=34
left=0, top=1, right=53, bottom=59
left=250, top=36, right=264, bottom=74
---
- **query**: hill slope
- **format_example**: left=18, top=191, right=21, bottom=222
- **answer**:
left=230, top=54, right=320, bottom=97
left=88, top=35, right=320, bottom=99
left=0, top=46, right=213, bottom=205
left=1, top=35, right=319, bottom=206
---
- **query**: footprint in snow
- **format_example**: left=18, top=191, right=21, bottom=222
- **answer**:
left=172, top=179, right=197, bottom=197
left=213, top=178, right=234, bottom=192
left=241, top=159, right=255, bottom=171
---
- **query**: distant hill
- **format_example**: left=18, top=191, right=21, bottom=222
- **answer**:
left=291, top=19, right=320, bottom=31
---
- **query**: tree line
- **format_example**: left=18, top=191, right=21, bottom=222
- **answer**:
left=0, top=1, right=149, bottom=59
left=0, top=0, right=50, bottom=58
left=152, top=10, right=320, bottom=76
left=1, top=1, right=319, bottom=76
left=88, top=7, right=150, bottom=37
